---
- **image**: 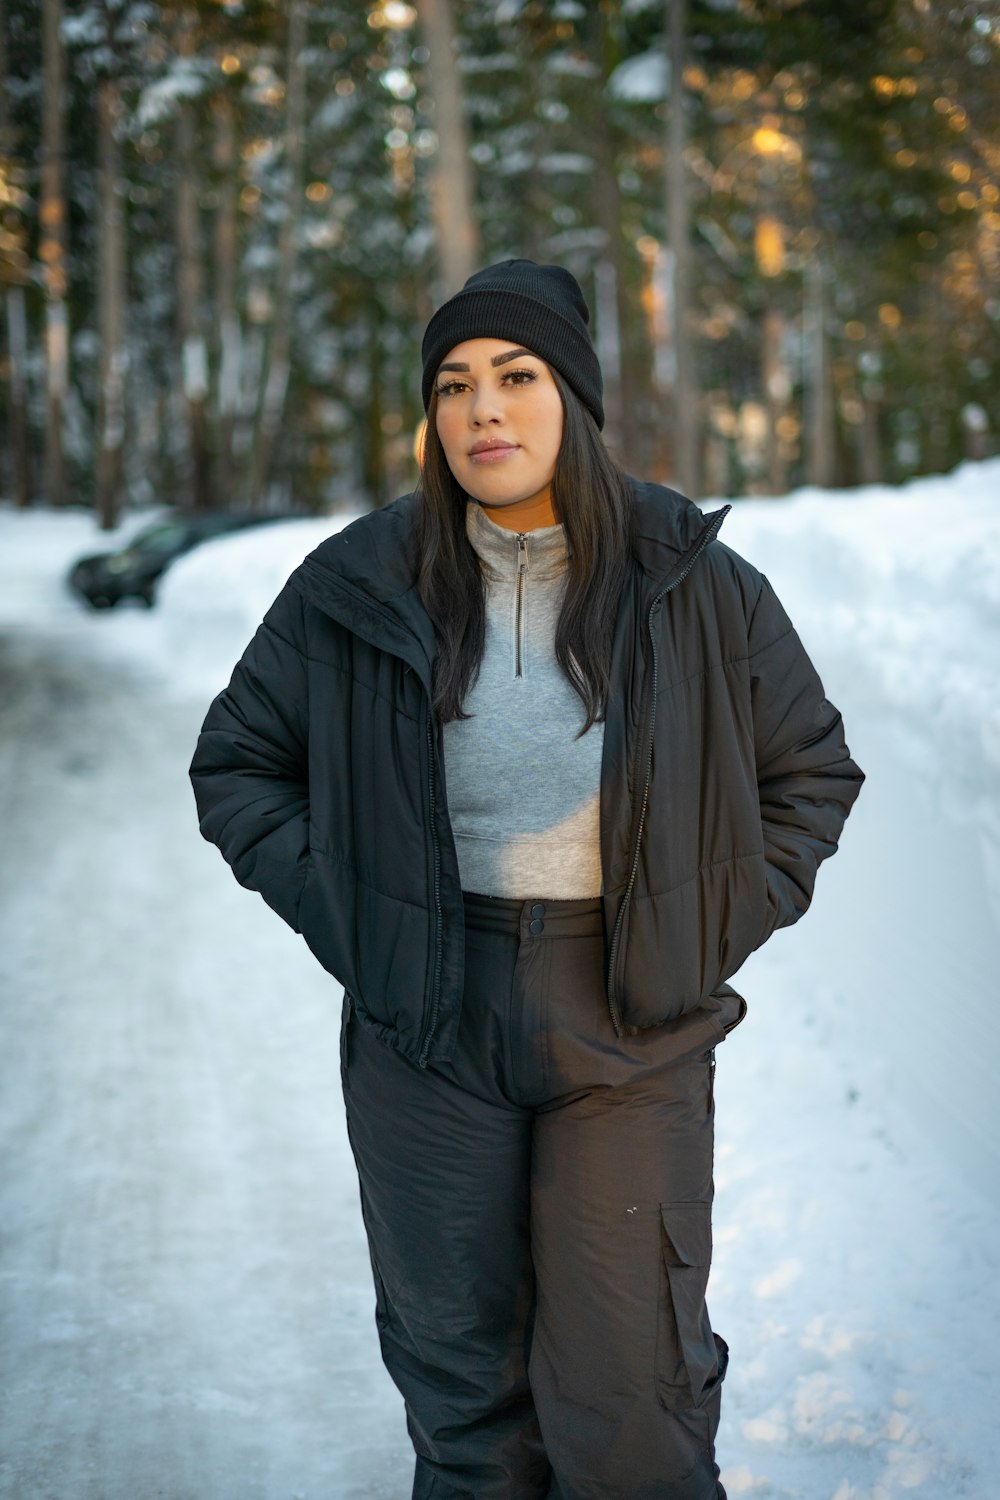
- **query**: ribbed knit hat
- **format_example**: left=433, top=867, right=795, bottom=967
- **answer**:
left=421, top=259, right=604, bottom=430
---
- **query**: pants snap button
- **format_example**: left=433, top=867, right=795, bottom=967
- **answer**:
left=530, top=902, right=545, bottom=918
left=529, top=918, right=544, bottom=936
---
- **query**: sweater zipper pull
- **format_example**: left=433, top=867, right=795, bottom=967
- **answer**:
left=515, top=533, right=528, bottom=679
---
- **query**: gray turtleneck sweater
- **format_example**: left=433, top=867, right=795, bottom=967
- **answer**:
left=441, top=501, right=605, bottom=899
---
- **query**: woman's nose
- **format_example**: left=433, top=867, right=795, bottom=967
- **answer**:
left=469, top=387, right=504, bottom=425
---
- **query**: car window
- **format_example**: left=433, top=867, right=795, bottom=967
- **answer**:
left=130, top=520, right=190, bottom=552
left=196, top=517, right=244, bottom=537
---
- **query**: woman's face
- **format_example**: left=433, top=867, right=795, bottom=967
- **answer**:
left=433, top=338, right=564, bottom=516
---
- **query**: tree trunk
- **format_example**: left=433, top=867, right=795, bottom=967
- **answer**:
left=174, top=8, right=210, bottom=512
left=0, top=0, right=31, bottom=507
left=857, top=380, right=883, bottom=484
left=416, top=0, right=479, bottom=296
left=212, top=89, right=240, bottom=498
left=247, top=0, right=308, bottom=510
left=645, top=240, right=675, bottom=483
left=804, top=256, right=834, bottom=487
left=588, top=3, right=647, bottom=470
left=363, top=297, right=386, bottom=506
left=665, top=0, right=698, bottom=498
left=3, top=286, right=31, bottom=505
left=589, top=22, right=623, bottom=459
left=924, top=281, right=950, bottom=474
left=762, top=308, right=789, bottom=496
left=96, top=74, right=128, bottom=531
left=592, top=258, right=623, bottom=455
left=41, top=0, right=68, bottom=507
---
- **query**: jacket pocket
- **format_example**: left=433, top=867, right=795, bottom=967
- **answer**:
left=656, top=1200, right=725, bottom=1411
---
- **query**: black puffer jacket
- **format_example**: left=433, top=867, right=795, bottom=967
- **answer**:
left=190, top=480, right=864, bottom=1067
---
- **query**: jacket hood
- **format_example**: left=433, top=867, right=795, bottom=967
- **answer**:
left=298, top=490, right=424, bottom=603
left=290, top=491, right=437, bottom=680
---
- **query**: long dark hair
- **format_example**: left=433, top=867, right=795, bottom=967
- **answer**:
left=417, top=366, right=633, bottom=735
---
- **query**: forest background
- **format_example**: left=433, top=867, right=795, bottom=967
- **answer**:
left=2, top=0, right=998, bottom=528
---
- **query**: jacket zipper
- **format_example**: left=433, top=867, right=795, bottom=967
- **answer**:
left=605, top=506, right=731, bottom=1037
left=515, top=532, right=528, bottom=678
left=417, top=711, right=444, bottom=1068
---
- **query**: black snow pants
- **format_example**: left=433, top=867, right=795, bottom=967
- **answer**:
left=340, top=891, right=729, bottom=1500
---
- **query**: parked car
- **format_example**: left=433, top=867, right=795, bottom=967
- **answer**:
left=68, top=511, right=296, bottom=609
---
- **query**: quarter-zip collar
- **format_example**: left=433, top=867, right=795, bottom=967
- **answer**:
left=465, top=500, right=568, bottom=582
left=464, top=500, right=569, bottom=682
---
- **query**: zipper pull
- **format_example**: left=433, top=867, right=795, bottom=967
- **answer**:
left=707, top=1047, right=716, bottom=1114
left=514, top=533, right=529, bottom=680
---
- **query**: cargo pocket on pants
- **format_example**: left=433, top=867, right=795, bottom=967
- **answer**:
left=655, top=1200, right=725, bottom=1412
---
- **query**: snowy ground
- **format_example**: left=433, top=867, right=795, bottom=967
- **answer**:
left=1, top=464, right=998, bottom=1500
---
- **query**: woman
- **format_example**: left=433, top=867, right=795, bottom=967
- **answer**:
left=190, top=259, right=864, bottom=1499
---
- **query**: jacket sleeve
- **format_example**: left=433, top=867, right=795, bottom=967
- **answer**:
left=188, top=584, right=311, bottom=933
left=747, top=573, right=864, bottom=947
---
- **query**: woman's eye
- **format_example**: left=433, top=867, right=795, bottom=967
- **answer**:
left=435, top=368, right=536, bottom=397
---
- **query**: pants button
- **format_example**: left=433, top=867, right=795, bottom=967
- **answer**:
left=530, top=902, right=545, bottom=918
left=529, top=918, right=544, bottom=935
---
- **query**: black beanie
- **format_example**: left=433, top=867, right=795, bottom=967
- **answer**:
left=421, top=259, right=605, bottom=430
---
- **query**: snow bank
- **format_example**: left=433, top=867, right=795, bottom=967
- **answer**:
left=0, top=504, right=357, bottom=703
left=156, top=515, right=355, bottom=631
left=702, top=460, right=1000, bottom=1201
left=709, top=460, right=1000, bottom=926
left=154, top=514, right=361, bottom=698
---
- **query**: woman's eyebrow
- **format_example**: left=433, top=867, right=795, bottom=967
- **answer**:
left=436, top=347, right=536, bottom=374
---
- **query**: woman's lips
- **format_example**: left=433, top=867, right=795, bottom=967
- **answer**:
left=469, top=444, right=519, bottom=464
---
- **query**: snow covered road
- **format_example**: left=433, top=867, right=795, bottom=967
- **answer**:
left=1, top=473, right=998, bottom=1499
left=0, top=616, right=411, bottom=1499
